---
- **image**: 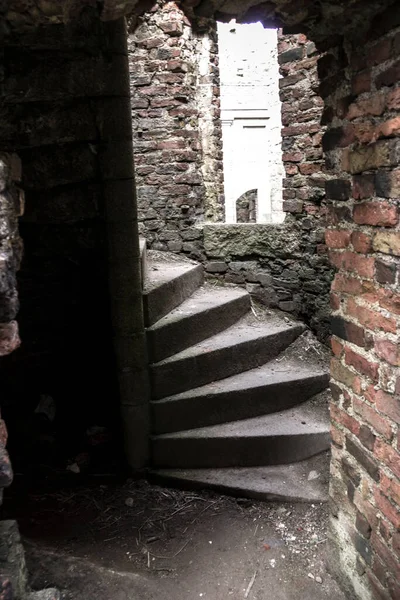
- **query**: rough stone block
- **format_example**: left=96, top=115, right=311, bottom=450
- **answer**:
left=203, top=224, right=301, bottom=259
left=373, top=231, right=400, bottom=256
left=205, top=261, right=228, bottom=273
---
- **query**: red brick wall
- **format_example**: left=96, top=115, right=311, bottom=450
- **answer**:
left=322, top=9, right=400, bottom=598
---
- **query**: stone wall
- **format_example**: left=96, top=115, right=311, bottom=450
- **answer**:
left=0, top=14, right=136, bottom=469
left=129, top=1, right=223, bottom=257
left=321, top=8, right=400, bottom=599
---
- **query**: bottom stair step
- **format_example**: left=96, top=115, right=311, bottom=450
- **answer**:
left=151, top=394, right=330, bottom=468
left=150, top=451, right=330, bottom=503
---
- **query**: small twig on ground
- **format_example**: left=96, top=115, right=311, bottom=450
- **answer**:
left=244, top=570, right=257, bottom=598
left=149, top=538, right=191, bottom=560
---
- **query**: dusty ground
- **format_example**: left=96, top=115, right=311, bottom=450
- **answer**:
left=3, top=476, right=345, bottom=600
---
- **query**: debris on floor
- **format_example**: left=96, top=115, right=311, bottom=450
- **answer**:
left=3, top=478, right=345, bottom=599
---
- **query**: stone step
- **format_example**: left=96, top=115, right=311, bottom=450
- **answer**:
left=147, top=285, right=250, bottom=362
left=150, top=451, right=330, bottom=503
left=152, top=395, right=329, bottom=468
left=143, top=258, right=203, bottom=326
left=150, top=319, right=304, bottom=399
left=151, top=357, right=329, bottom=433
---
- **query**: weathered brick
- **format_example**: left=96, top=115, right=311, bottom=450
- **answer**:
left=375, top=259, right=397, bottom=284
left=366, top=572, right=391, bottom=600
left=331, top=404, right=360, bottom=435
left=0, top=322, right=20, bottom=357
left=331, top=358, right=357, bottom=388
left=376, top=117, right=400, bottom=140
left=373, top=231, right=400, bottom=256
left=347, top=140, right=400, bottom=175
left=356, top=511, right=372, bottom=539
left=282, top=200, right=303, bottom=213
left=331, top=336, right=344, bottom=356
left=159, top=20, right=183, bottom=36
left=325, top=179, right=351, bottom=200
left=331, top=422, right=344, bottom=447
left=332, top=274, right=363, bottom=295
left=375, top=169, right=400, bottom=198
left=345, top=347, right=379, bottom=381
left=345, top=298, right=397, bottom=334
left=381, top=473, right=400, bottom=508
left=378, top=288, right=400, bottom=314
left=374, top=489, right=400, bottom=528
left=341, top=455, right=362, bottom=486
left=374, top=389, right=400, bottom=423
left=346, top=436, right=380, bottom=482
left=353, top=201, right=398, bottom=227
left=331, top=316, right=366, bottom=347
left=352, top=174, right=375, bottom=199
left=352, top=70, right=372, bottom=95
left=329, top=251, right=375, bottom=278
left=355, top=532, right=373, bottom=565
left=359, top=424, right=376, bottom=451
left=279, top=47, right=304, bottom=64
left=347, top=92, right=386, bottom=120
left=325, top=230, right=351, bottom=249
left=353, top=396, right=393, bottom=440
left=367, top=38, right=392, bottom=66
left=375, top=439, right=400, bottom=479
left=375, top=60, right=400, bottom=90
left=351, top=232, right=372, bottom=254
left=375, top=338, right=400, bottom=366
left=387, top=87, right=400, bottom=110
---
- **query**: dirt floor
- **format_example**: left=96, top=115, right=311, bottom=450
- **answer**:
left=3, top=475, right=346, bottom=600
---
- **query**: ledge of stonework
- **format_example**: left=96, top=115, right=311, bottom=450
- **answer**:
left=202, top=222, right=302, bottom=259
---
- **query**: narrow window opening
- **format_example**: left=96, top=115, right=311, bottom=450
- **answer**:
left=217, top=20, right=285, bottom=224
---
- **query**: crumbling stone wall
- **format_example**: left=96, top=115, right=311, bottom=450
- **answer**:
left=202, top=33, right=332, bottom=341
left=129, top=1, right=223, bottom=257
left=321, top=9, right=400, bottom=599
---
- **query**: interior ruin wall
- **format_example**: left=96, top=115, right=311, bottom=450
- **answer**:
left=129, top=1, right=224, bottom=259
left=320, top=10, right=400, bottom=599
left=0, top=15, right=135, bottom=469
left=0, top=1, right=399, bottom=598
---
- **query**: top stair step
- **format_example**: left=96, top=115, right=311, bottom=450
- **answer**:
left=143, top=255, right=203, bottom=326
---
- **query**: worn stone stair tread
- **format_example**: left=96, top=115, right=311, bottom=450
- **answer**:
left=143, top=259, right=203, bottom=326
left=147, top=285, right=250, bottom=362
left=150, top=318, right=305, bottom=399
left=155, top=396, right=328, bottom=439
left=152, top=396, right=330, bottom=468
left=150, top=451, right=330, bottom=503
left=151, top=357, right=329, bottom=433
